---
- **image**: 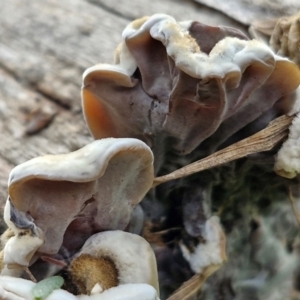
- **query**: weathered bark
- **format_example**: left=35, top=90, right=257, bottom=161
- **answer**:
left=193, top=0, right=300, bottom=25
left=0, top=0, right=246, bottom=225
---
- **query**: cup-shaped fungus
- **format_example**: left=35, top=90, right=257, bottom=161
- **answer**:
left=2, top=138, right=154, bottom=271
left=0, top=231, right=160, bottom=300
left=68, top=230, right=159, bottom=295
left=82, top=14, right=300, bottom=172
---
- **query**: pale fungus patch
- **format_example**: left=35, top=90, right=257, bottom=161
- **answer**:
left=180, top=216, right=226, bottom=274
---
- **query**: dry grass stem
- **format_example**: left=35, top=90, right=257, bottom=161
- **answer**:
left=167, top=264, right=221, bottom=300
left=153, top=115, right=293, bottom=187
left=24, top=267, right=37, bottom=283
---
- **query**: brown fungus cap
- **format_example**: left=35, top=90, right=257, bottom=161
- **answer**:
left=6, top=138, right=154, bottom=255
left=82, top=14, right=300, bottom=172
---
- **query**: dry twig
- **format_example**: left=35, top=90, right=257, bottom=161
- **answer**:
left=153, top=115, right=293, bottom=187
left=24, top=267, right=37, bottom=283
left=167, top=264, right=220, bottom=300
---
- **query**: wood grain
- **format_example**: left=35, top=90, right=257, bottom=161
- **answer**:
left=0, top=0, right=246, bottom=219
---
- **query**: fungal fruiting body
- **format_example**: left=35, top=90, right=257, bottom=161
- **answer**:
left=69, top=254, right=118, bottom=294
left=1, top=138, right=154, bottom=276
left=1, top=12, right=300, bottom=300
left=0, top=201, right=44, bottom=277
left=270, top=11, right=300, bottom=68
left=0, top=138, right=159, bottom=299
left=81, top=14, right=300, bottom=299
left=82, top=14, right=300, bottom=172
left=69, top=231, right=159, bottom=296
left=0, top=231, right=160, bottom=300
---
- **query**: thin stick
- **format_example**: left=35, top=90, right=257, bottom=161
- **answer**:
left=153, top=115, right=293, bottom=187
left=24, top=266, right=37, bottom=283
left=41, top=255, right=68, bottom=267
left=167, top=264, right=220, bottom=300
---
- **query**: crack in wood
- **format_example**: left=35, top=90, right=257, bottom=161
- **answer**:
left=86, top=0, right=134, bottom=21
left=35, top=87, right=72, bottom=110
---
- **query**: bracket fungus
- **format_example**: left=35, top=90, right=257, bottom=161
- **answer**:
left=82, top=14, right=300, bottom=172
left=1, top=138, right=154, bottom=270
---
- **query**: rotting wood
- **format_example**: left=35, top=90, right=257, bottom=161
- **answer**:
left=0, top=2, right=298, bottom=298
left=0, top=0, right=248, bottom=213
left=93, top=0, right=247, bottom=31
left=193, top=0, right=300, bottom=25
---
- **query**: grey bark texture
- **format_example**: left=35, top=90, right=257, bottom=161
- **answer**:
left=0, top=0, right=246, bottom=221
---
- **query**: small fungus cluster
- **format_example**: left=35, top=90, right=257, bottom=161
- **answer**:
left=1, top=13, right=300, bottom=300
